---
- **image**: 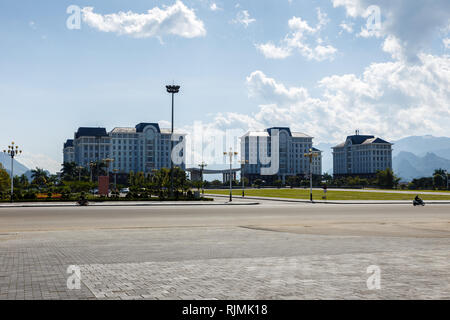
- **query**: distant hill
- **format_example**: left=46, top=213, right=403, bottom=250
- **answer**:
left=0, top=153, right=29, bottom=176
left=393, top=135, right=450, bottom=158
left=393, top=151, right=450, bottom=181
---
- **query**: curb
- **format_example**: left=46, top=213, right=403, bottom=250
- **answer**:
left=0, top=202, right=260, bottom=208
left=206, top=194, right=450, bottom=205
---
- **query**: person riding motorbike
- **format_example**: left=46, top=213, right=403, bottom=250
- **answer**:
left=413, top=195, right=424, bottom=206
left=77, top=192, right=89, bottom=206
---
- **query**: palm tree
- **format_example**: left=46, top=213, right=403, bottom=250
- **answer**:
left=61, top=162, right=78, bottom=181
left=31, top=168, right=48, bottom=187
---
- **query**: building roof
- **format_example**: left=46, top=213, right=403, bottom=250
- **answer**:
left=333, top=134, right=392, bottom=148
left=241, top=127, right=312, bottom=139
left=110, top=127, right=137, bottom=134
left=64, top=139, right=73, bottom=148
left=312, top=147, right=322, bottom=152
left=135, top=123, right=161, bottom=133
left=75, top=127, right=108, bottom=139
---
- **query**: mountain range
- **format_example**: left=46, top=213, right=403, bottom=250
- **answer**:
left=0, top=153, right=30, bottom=176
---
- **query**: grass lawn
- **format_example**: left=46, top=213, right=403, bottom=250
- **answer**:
left=206, top=189, right=450, bottom=201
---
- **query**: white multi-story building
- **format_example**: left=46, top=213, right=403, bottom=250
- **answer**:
left=332, top=131, right=393, bottom=178
left=63, top=139, right=75, bottom=163
left=64, top=123, right=185, bottom=174
left=240, top=127, right=322, bottom=184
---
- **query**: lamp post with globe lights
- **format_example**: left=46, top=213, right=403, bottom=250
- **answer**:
left=224, top=148, right=238, bottom=202
left=304, top=148, right=319, bottom=202
left=166, top=84, right=180, bottom=198
left=3, top=142, right=22, bottom=202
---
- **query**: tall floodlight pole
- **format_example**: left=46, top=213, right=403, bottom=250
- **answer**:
left=224, top=148, right=238, bottom=202
left=166, top=84, right=180, bottom=198
left=3, top=142, right=22, bottom=203
left=304, top=148, right=319, bottom=202
left=198, top=162, right=207, bottom=194
left=238, top=160, right=249, bottom=197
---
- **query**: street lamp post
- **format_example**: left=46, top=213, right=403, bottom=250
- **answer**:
left=76, top=166, right=84, bottom=182
left=304, top=148, right=319, bottom=202
left=89, top=161, right=95, bottom=183
left=238, top=160, right=249, bottom=197
left=224, top=148, right=238, bottom=202
left=166, top=84, right=180, bottom=198
left=102, top=158, right=114, bottom=197
left=113, top=169, right=119, bottom=192
left=103, top=158, right=114, bottom=176
left=198, top=162, right=207, bottom=194
left=3, top=142, right=22, bottom=203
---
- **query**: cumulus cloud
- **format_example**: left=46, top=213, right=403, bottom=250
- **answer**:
left=257, top=8, right=337, bottom=61
left=444, top=38, right=450, bottom=49
left=339, top=21, right=354, bottom=34
left=201, top=52, right=450, bottom=148
left=81, top=1, right=206, bottom=39
left=19, top=153, right=61, bottom=174
left=231, top=10, right=256, bottom=27
left=331, top=0, right=450, bottom=61
left=209, top=3, right=222, bottom=11
left=255, top=43, right=292, bottom=59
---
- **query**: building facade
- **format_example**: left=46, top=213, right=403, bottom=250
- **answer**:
left=63, top=139, right=75, bottom=163
left=332, top=132, right=393, bottom=178
left=240, top=127, right=322, bottom=184
left=64, top=123, right=185, bottom=174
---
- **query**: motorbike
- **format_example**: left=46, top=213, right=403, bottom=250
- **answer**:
left=413, top=199, right=425, bottom=206
left=76, top=198, right=89, bottom=206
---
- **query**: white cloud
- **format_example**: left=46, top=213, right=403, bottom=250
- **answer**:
left=29, top=21, right=36, bottom=30
left=444, top=38, right=450, bottom=49
left=206, top=53, right=450, bottom=146
left=331, top=0, right=450, bottom=61
left=209, top=3, right=222, bottom=11
left=257, top=8, right=336, bottom=61
left=382, top=35, right=405, bottom=61
left=232, top=10, right=256, bottom=28
left=255, top=43, right=292, bottom=59
left=339, top=21, right=353, bottom=33
left=19, top=153, right=61, bottom=174
left=81, top=1, right=206, bottom=39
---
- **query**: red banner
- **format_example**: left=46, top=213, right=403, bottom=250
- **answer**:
left=98, top=176, right=109, bottom=196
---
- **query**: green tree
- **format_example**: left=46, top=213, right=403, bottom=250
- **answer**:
left=0, top=164, right=11, bottom=194
left=31, top=168, right=48, bottom=187
left=128, top=171, right=135, bottom=186
left=286, top=176, right=299, bottom=188
left=273, top=179, right=283, bottom=188
left=254, top=179, right=263, bottom=188
left=61, top=162, right=77, bottom=181
left=376, top=168, right=400, bottom=189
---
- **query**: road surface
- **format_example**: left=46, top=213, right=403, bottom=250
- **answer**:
left=0, top=200, right=449, bottom=299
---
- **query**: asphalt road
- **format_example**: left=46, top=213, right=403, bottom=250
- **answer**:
left=0, top=201, right=449, bottom=237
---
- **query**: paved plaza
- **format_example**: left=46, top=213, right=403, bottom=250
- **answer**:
left=0, top=199, right=449, bottom=299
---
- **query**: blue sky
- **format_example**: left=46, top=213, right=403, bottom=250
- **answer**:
left=1, top=0, right=449, bottom=172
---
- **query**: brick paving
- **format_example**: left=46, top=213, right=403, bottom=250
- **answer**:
left=0, top=226, right=449, bottom=299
